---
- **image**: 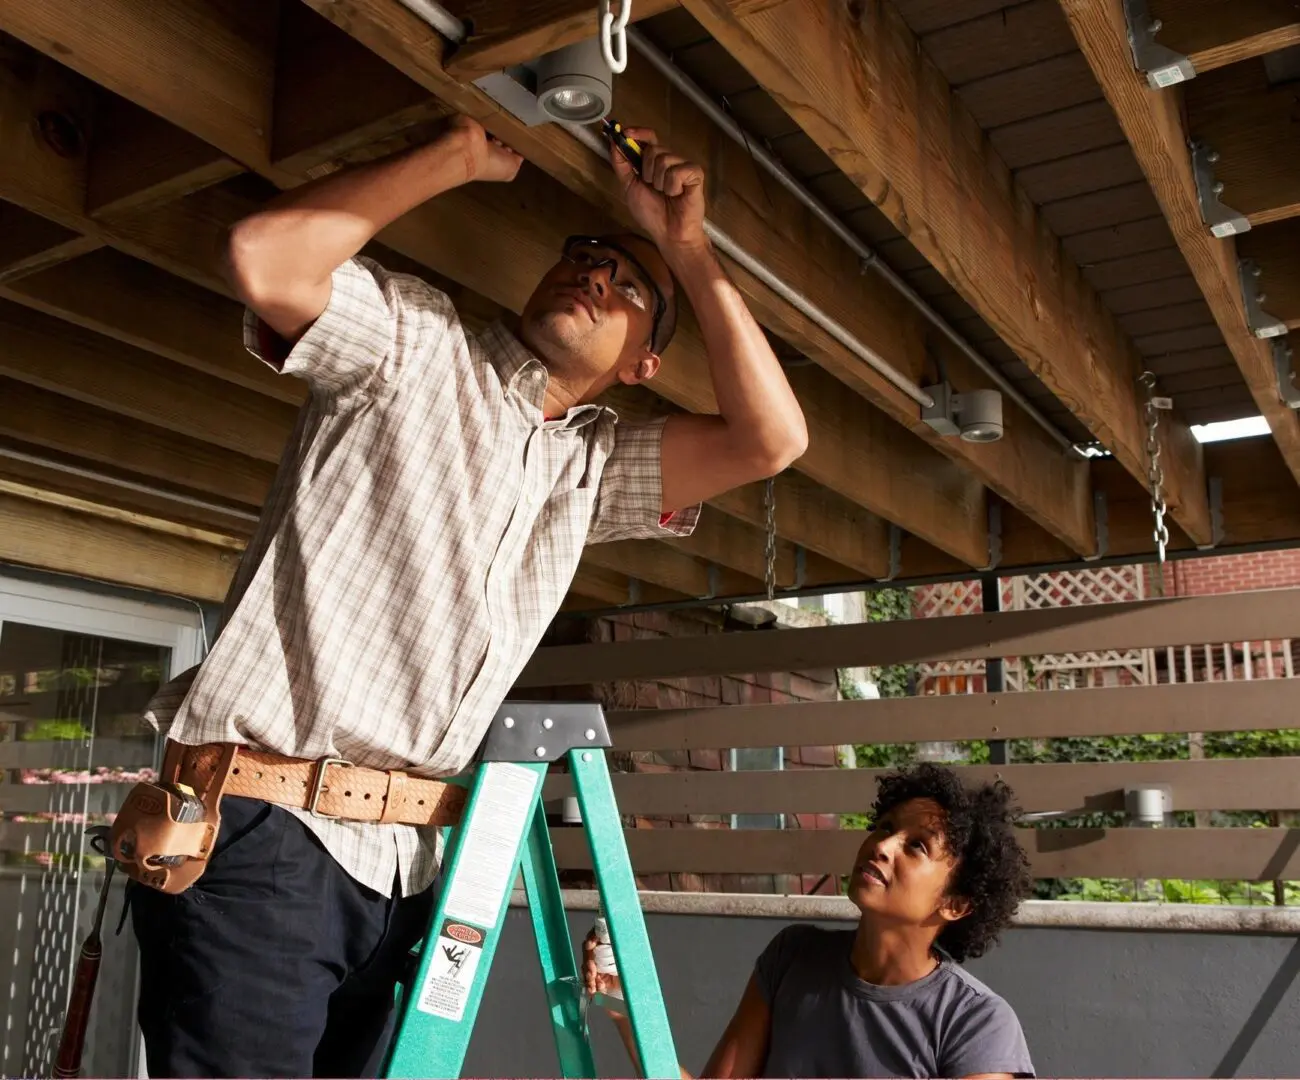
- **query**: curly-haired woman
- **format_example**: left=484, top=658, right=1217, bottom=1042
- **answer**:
left=584, top=763, right=1035, bottom=1079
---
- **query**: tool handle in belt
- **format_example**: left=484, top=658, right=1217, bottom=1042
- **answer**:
left=51, top=936, right=102, bottom=1078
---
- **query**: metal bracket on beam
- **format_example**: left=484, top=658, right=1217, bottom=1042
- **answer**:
left=1239, top=259, right=1289, bottom=339
left=1190, top=141, right=1250, bottom=238
left=1081, top=490, right=1109, bottom=562
left=1197, top=477, right=1225, bottom=551
left=793, top=546, right=806, bottom=590
left=700, top=562, right=720, bottom=601
left=981, top=501, right=1003, bottom=573
left=880, top=524, right=902, bottom=583
left=625, top=576, right=641, bottom=606
left=1123, top=0, right=1196, bottom=88
left=1274, top=337, right=1300, bottom=408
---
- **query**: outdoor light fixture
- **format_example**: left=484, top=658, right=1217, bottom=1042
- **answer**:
left=1125, top=785, right=1172, bottom=827
left=472, top=37, right=614, bottom=128
left=921, top=383, right=1005, bottom=442
left=536, top=38, right=613, bottom=123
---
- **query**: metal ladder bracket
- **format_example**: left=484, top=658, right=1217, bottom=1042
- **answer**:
left=1081, top=490, right=1110, bottom=562
left=1190, top=141, right=1250, bottom=238
left=1123, top=0, right=1196, bottom=88
left=1196, top=477, right=1225, bottom=551
left=480, top=702, right=612, bottom=763
left=1274, top=337, right=1300, bottom=408
left=1239, top=259, right=1289, bottom=339
left=980, top=501, right=1003, bottom=573
left=880, top=524, right=902, bottom=583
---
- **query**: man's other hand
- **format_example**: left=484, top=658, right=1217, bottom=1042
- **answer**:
left=610, top=127, right=707, bottom=254
left=581, top=928, right=626, bottom=1016
left=442, top=115, right=524, bottom=184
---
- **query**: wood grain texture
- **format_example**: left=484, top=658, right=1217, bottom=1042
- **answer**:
left=1059, top=0, right=1300, bottom=495
left=1148, top=0, right=1300, bottom=73
left=1237, top=218, right=1300, bottom=327
left=445, top=0, right=680, bottom=79
left=0, top=376, right=276, bottom=506
left=546, top=758, right=1300, bottom=814
left=0, top=0, right=276, bottom=168
left=550, top=826, right=1300, bottom=880
left=682, top=0, right=1211, bottom=544
left=0, top=298, right=298, bottom=462
left=517, top=587, right=1300, bottom=684
left=1184, top=60, right=1300, bottom=225
left=0, top=490, right=239, bottom=601
left=584, top=538, right=759, bottom=598
left=604, top=678, right=1300, bottom=750
left=1, top=247, right=301, bottom=403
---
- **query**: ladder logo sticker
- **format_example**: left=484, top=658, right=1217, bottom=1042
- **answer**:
left=416, top=933, right=483, bottom=1022
left=443, top=922, right=484, bottom=945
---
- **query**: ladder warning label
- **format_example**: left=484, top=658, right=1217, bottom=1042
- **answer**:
left=442, top=762, right=540, bottom=930
left=416, top=933, right=483, bottom=1022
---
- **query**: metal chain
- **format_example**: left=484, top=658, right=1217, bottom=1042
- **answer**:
left=1138, top=371, right=1171, bottom=597
left=763, top=475, right=777, bottom=600
left=599, top=0, right=631, bottom=73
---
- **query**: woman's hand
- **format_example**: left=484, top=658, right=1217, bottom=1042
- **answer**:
left=581, top=928, right=626, bottom=1018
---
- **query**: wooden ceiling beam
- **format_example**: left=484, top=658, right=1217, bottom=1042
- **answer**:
left=443, top=0, right=679, bottom=81
left=0, top=247, right=301, bottom=403
left=1059, top=0, right=1300, bottom=494
left=0, top=378, right=275, bottom=508
left=1183, top=59, right=1300, bottom=226
left=666, top=510, right=856, bottom=591
left=1237, top=219, right=1300, bottom=331
left=296, top=0, right=1097, bottom=565
left=0, top=201, right=99, bottom=282
left=584, top=538, right=760, bottom=599
left=0, top=298, right=298, bottom=462
left=0, top=489, right=239, bottom=602
left=681, top=0, right=1213, bottom=547
left=1147, top=0, right=1300, bottom=74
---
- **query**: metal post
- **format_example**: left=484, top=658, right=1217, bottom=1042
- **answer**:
left=981, top=574, right=1008, bottom=766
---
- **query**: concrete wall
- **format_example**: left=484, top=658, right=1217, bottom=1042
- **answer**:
left=465, top=907, right=1300, bottom=1079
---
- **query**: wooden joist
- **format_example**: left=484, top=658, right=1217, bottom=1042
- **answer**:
left=1184, top=59, right=1300, bottom=227
left=1238, top=219, right=1300, bottom=331
left=517, top=586, right=1300, bottom=685
left=604, top=678, right=1300, bottom=750
left=0, top=489, right=239, bottom=602
left=551, top=826, right=1300, bottom=881
left=444, top=0, right=680, bottom=80
left=1147, top=0, right=1300, bottom=75
left=680, top=0, right=1213, bottom=547
left=1059, top=0, right=1300, bottom=494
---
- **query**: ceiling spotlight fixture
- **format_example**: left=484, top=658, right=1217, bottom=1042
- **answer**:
left=473, top=37, right=614, bottom=128
left=536, top=37, right=614, bottom=123
left=921, top=383, right=1005, bottom=443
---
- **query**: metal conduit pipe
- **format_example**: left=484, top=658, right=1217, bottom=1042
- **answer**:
left=626, top=29, right=1079, bottom=455
left=562, top=121, right=932, bottom=406
left=0, top=445, right=262, bottom=524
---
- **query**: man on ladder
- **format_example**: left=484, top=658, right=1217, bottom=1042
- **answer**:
left=106, top=110, right=808, bottom=1079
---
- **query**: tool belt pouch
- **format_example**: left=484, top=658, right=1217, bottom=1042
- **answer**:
left=109, top=742, right=238, bottom=895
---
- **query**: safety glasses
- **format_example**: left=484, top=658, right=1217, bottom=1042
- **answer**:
left=561, top=235, right=668, bottom=354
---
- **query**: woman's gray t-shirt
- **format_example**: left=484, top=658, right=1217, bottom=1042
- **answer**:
left=754, top=925, right=1035, bottom=1078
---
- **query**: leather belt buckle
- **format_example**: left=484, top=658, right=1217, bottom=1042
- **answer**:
left=307, top=756, right=353, bottom=818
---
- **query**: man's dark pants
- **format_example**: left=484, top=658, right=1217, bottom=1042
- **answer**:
left=129, top=796, right=436, bottom=1078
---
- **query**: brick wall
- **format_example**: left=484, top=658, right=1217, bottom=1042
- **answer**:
left=1159, top=549, right=1300, bottom=597
left=540, top=605, right=844, bottom=896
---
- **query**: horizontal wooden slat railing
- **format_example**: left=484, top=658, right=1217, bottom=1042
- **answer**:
left=549, top=828, right=1300, bottom=881
left=543, top=758, right=1300, bottom=816
left=520, top=587, right=1300, bottom=885
left=601, top=679, right=1299, bottom=749
left=516, top=587, right=1300, bottom=685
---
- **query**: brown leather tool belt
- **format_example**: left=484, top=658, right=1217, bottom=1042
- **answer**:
left=109, top=741, right=467, bottom=894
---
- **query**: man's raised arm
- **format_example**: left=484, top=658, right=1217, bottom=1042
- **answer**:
left=611, top=127, right=808, bottom=514
left=223, top=116, right=522, bottom=344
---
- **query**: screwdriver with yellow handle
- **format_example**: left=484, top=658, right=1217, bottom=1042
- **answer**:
left=601, top=118, right=644, bottom=174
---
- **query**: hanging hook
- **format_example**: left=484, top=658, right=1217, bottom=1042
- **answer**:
left=600, top=0, right=631, bottom=74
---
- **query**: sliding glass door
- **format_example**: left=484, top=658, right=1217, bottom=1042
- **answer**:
left=0, top=576, right=204, bottom=1079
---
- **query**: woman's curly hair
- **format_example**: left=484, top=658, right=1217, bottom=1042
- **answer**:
left=870, top=762, right=1032, bottom=963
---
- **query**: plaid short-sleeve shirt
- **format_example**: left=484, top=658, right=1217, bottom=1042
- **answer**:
left=143, top=256, right=699, bottom=897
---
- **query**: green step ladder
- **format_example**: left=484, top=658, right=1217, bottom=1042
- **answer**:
left=384, top=702, right=679, bottom=1079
